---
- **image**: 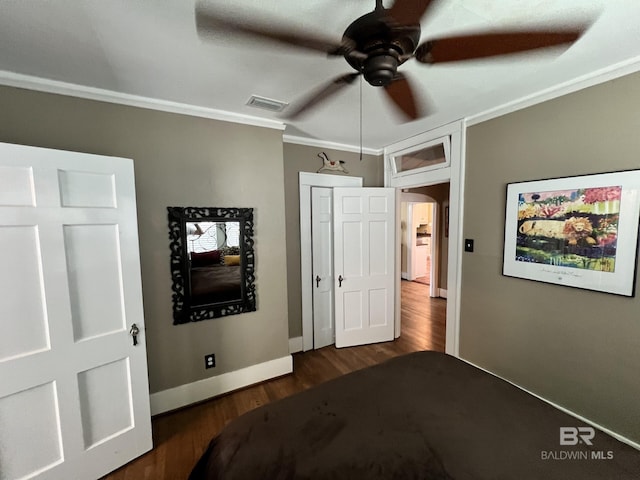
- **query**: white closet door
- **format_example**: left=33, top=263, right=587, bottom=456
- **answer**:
left=333, top=187, right=395, bottom=348
left=311, top=187, right=334, bottom=349
left=0, top=142, right=152, bottom=480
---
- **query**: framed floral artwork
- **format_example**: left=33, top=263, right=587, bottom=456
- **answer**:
left=503, top=170, right=640, bottom=296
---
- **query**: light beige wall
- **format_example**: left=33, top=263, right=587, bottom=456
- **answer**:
left=0, top=86, right=289, bottom=394
left=283, top=143, right=384, bottom=338
left=461, top=72, right=640, bottom=443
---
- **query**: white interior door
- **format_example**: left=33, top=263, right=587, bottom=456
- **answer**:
left=311, top=187, right=334, bottom=349
left=333, top=187, right=395, bottom=348
left=300, top=173, right=362, bottom=352
left=0, top=142, right=152, bottom=480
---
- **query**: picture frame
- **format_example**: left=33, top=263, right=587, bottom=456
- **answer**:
left=503, top=170, right=640, bottom=296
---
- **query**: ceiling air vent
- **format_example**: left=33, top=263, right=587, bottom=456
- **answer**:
left=246, top=95, right=288, bottom=112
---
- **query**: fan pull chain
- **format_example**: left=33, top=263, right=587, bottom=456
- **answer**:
left=359, top=75, right=363, bottom=161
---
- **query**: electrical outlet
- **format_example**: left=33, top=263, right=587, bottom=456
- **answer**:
left=204, top=353, right=216, bottom=369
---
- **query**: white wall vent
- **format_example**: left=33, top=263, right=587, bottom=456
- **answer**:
left=246, top=95, right=288, bottom=112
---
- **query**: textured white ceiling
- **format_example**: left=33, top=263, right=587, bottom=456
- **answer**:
left=1, top=0, right=640, bottom=150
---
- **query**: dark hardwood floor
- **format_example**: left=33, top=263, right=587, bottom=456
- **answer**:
left=102, top=280, right=445, bottom=479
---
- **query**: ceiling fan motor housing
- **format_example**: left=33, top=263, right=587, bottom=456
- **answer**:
left=363, top=52, right=399, bottom=86
left=343, top=9, right=421, bottom=87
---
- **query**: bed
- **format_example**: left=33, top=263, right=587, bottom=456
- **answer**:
left=190, top=264, right=242, bottom=304
left=189, top=351, right=640, bottom=480
left=189, top=250, right=242, bottom=304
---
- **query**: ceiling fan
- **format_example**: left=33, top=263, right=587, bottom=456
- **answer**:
left=196, top=0, right=587, bottom=121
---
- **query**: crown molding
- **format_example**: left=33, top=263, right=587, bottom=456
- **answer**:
left=6, top=53, right=639, bottom=149
left=467, top=56, right=640, bottom=127
left=0, top=70, right=286, bottom=131
left=283, top=134, right=383, bottom=156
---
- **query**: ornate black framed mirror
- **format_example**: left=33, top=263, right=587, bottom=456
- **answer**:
left=167, top=207, right=256, bottom=324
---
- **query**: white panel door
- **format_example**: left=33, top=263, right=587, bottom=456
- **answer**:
left=311, top=187, right=334, bottom=349
left=333, top=187, right=395, bottom=348
left=0, top=142, right=152, bottom=480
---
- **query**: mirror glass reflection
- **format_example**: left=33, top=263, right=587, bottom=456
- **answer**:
left=167, top=206, right=256, bottom=324
left=187, top=221, right=242, bottom=305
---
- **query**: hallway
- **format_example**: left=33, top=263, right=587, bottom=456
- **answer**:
left=400, top=279, right=446, bottom=352
left=413, top=256, right=431, bottom=285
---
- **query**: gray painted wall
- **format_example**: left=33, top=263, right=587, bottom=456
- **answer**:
left=0, top=86, right=289, bottom=394
left=461, top=72, right=640, bottom=443
left=283, top=143, right=384, bottom=338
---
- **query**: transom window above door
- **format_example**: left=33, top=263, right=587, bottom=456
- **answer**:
left=389, top=136, right=450, bottom=178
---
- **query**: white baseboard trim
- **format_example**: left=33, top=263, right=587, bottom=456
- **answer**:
left=149, top=355, right=293, bottom=416
left=401, top=272, right=408, bottom=280
left=438, top=288, right=448, bottom=298
left=289, top=336, right=303, bottom=354
left=459, top=357, right=640, bottom=451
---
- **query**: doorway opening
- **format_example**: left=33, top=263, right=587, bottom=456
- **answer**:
left=401, top=195, right=438, bottom=297
left=386, top=121, right=463, bottom=355
left=399, top=182, right=450, bottom=352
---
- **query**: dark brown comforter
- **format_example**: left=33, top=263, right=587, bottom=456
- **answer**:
left=189, top=351, right=640, bottom=479
left=190, top=265, right=241, bottom=304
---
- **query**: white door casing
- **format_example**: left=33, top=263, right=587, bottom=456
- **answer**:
left=405, top=203, right=415, bottom=280
left=0, top=142, right=152, bottom=479
left=401, top=193, right=434, bottom=285
left=408, top=201, right=439, bottom=297
left=385, top=121, right=464, bottom=355
left=333, top=187, right=395, bottom=348
left=428, top=202, right=439, bottom=298
left=299, top=172, right=362, bottom=351
left=311, top=187, right=334, bottom=349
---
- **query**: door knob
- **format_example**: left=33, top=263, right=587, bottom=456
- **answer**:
left=129, top=323, right=140, bottom=346
left=316, top=275, right=321, bottom=288
left=338, top=275, right=344, bottom=287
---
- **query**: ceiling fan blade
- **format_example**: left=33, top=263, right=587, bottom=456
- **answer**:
left=388, top=0, right=437, bottom=26
left=285, top=73, right=361, bottom=120
left=383, top=73, right=422, bottom=120
left=415, top=28, right=585, bottom=64
left=196, top=3, right=348, bottom=55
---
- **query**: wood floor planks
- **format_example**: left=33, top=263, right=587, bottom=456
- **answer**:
left=101, top=280, right=445, bottom=479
